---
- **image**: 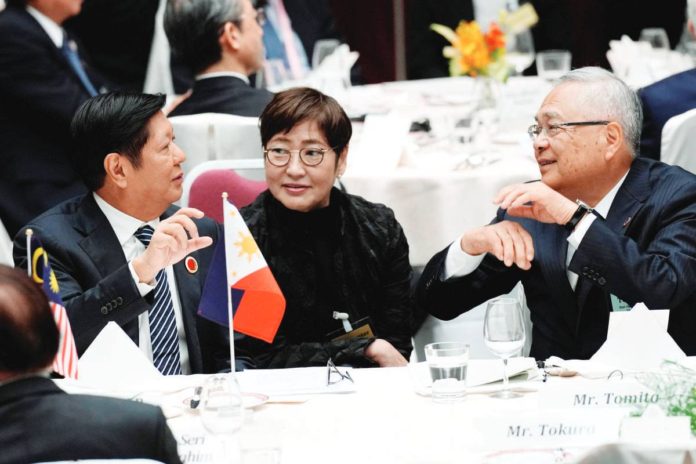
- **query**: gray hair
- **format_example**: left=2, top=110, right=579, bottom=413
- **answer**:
left=165, top=0, right=245, bottom=74
left=557, top=67, right=643, bottom=158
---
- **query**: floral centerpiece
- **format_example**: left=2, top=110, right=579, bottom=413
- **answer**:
left=430, top=21, right=509, bottom=82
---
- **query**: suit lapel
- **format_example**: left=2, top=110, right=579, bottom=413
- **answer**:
left=574, top=159, right=650, bottom=320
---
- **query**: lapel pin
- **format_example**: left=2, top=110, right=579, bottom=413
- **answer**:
left=185, top=256, right=198, bottom=274
left=622, top=216, right=632, bottom=228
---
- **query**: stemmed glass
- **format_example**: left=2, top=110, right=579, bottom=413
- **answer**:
left=483, top=297, right=526, bottom=399
left=200, top=374, right=244, bottom=462
left=506, top=29, right=536, bottom=76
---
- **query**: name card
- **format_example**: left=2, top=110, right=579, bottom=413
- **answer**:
left=477, top=410, right=624, bottom=449
left=542, top=380, right=660, bottom=410
left=171, top=423, right=216, bottom=464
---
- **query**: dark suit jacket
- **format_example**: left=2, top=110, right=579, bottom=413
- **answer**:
left=13, top=194, right=228, bottom=374
left=639, top=68, right=696, bottom=160
left=417, top=158, right=696, bottom=360
left=0, top=6, right=102, bottom=236
left=0, top=376, right=181, bottom=464
left=169, top=76, right=273, bottom=118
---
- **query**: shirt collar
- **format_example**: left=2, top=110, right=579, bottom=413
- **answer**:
left=26, top=6, right=64, bottom=48
left=195, top=71, right=250, bottom=85
left=93, top=193, right=159, bottom=246
left=593, top=170, right=629, bottom=218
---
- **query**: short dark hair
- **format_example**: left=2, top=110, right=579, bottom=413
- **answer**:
left=5, top=0, right=27, bottom=8
left=260, top=87, right=352, bottom=157
left=0, top=265, right=58, bottom=374
left=70, top=92, right=166, bottom=191
left=165, top=0, right=244, bottom=75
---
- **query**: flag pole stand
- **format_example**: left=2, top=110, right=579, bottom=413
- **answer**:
left=222, top=193, right=237, bottom=375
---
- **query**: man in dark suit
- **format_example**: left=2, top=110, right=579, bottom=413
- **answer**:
left=638, top=0, right=696, bottom=160
left=14, top=92, right=228, bottom=374
left=417, top=67, right=696, bottom=360
left=0, top=264, right=181, bottom=464
left=165, top=0, right=273, bottom=117
left=0, top=0, right=103, bottom=237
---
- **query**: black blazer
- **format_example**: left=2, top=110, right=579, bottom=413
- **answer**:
left=169, top=76, right=273, bottom=118
left=13, top=194, right=228, bottom=373
left=639, top=68, right=696, bottom=160
left=417, top=158, right=696, bottom=359
left=0, top=376, right=181, bottom=464
left=0, top=6, right=102, bottom=236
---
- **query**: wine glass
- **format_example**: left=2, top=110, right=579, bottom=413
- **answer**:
left=483, top=297, right=526, bottom=399
left=312, top=38, right=341, bottom=69
left=200, top=374, right=244, bottom=462
left=506, top=29, right=535, bottom=76
left=639, top=28, right=670, bottom=51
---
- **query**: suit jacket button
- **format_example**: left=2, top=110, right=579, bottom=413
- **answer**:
left=116, top=296, right=123, bottom=305
left=598, top=277, right=606, bottom=285
left=101, top=306, right=108, bottom=315
left=105, top=302, right=113, bottom=311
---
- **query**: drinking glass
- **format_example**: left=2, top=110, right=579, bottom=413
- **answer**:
left=506, top=29, right=536, bottom=75
left=424, top=342, right=469, bottom=403
left=200, top=374, right=244, bottom=462
left=535, top=49, right=571, bottom=81
left=483, top=297, right=526, bottom=399
left=312, top=38, right=341, bottom=69
left=639, top=28, right=670, bottom=50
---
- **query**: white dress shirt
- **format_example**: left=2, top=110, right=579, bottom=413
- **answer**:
left=26, top=5, right=63, bottom=47
left=444, top=172, right=629, bottom=290
left=93, top=193, right=191, bottom=374
left=196, top=71, right=250, bottom=85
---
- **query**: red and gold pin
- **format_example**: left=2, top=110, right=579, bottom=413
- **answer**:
left=185, top=256, right=198, bottom=274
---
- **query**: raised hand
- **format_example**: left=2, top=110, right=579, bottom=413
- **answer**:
left=460, top=220, right=534, bottom=270
left=132, top=208, right=213, bottom=283
left=494, top=181, right=577, bottom=225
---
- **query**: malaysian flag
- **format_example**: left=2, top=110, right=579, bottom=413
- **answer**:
left=28, top=233, right=79, bottom=379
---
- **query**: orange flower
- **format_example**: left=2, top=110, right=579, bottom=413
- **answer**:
left=484, top=22, right=506, bottom=52
left=453, top=21, right=490, bottom=76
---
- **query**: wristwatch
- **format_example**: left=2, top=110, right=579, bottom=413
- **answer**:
left=564, top=200, right=593, bottom=232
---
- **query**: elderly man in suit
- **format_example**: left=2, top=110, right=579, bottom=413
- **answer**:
left=13, top=92, right=228, bottom=375
left=638, top=0, right=696, bottom=160
left=417, top=67, right=696, bottom=360
left=0, top=0, right=104, bottom=237
left=0, top=265, right=182, bottom=463
left=165, top=0, right=272, bottom=117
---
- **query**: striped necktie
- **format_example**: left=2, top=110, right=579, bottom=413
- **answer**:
left=60, top=32, right=98, bottom=96
left=134, top=225, right=182, bottom=375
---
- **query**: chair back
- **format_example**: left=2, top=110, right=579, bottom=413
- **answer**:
left=169, top=113, right=263, bottom=175
left=661, top=107, right=696, bottom=173
left=182, top=159, right=266, bottom=223
left=0, top=217, right=12, bottom=265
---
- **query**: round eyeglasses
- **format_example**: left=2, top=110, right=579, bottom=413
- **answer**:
left=263, top=147, right=335, bottom=167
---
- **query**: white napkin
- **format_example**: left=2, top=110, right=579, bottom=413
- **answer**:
left=78, top=321, right=162, bottom=390
left=591, top=303, right=685, bottom=371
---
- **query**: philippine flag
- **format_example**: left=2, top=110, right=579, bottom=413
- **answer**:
left=198, top=198, right=285, bottom=343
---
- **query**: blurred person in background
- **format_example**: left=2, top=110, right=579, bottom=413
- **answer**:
left=0, top=0, right=105, bottom=237
left=0, top=265, right=182, bottom=464
left=638, top=0, right=696, bottom=160
left=165, top=0, right=273, bottom=117
left=237, top=87, right=415, bottom=368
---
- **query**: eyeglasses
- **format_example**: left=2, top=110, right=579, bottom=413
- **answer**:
left=264, top=146, right=334, bottom=167
left=527, top=120, right=610, bottom=140
left=326, top=358, right=353, bottom=386
left=253, top=7, right=266, bottom=26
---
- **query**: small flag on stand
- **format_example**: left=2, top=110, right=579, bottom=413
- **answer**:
left=198, top=196, right=285, bottom=344
left=26, top=230, right=79, bottom=379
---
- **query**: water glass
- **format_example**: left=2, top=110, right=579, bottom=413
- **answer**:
left=484, top=298, right=526, bottom=399
left=424, top=342, right=469, bottom=403
left=312, top=38, right=341, bottom=69
left=536, top=49, right=571, bottom=81
left=200, top=374, right=244, bottom=435
left=506, top=29, right=536, bottom=75
left=639, top=28, right=670, bottom=50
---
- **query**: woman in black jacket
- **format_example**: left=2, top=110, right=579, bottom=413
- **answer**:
left=238, top=87, right=414, bottom=368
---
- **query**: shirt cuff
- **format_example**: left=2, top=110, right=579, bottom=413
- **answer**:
left=567, top=213, right=597, bottom=250
left=128, top=261, right=156, bottom=297
left=444, top=236, right=486, bottom=279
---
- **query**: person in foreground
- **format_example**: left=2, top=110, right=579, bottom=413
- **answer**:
left=417, top=67, right=696, bottom=360
left=13, top=92, right=227, bottom=375
left=0, top=265, right=182, bottom=464
left=165, top=0, right=273, bottom=117
left=238, top=87, right=414, bottom=368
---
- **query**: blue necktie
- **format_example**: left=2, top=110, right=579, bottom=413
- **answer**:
left=135, top=225, right=182, bottom=376
left=60, top=33, right=98, bottom=97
